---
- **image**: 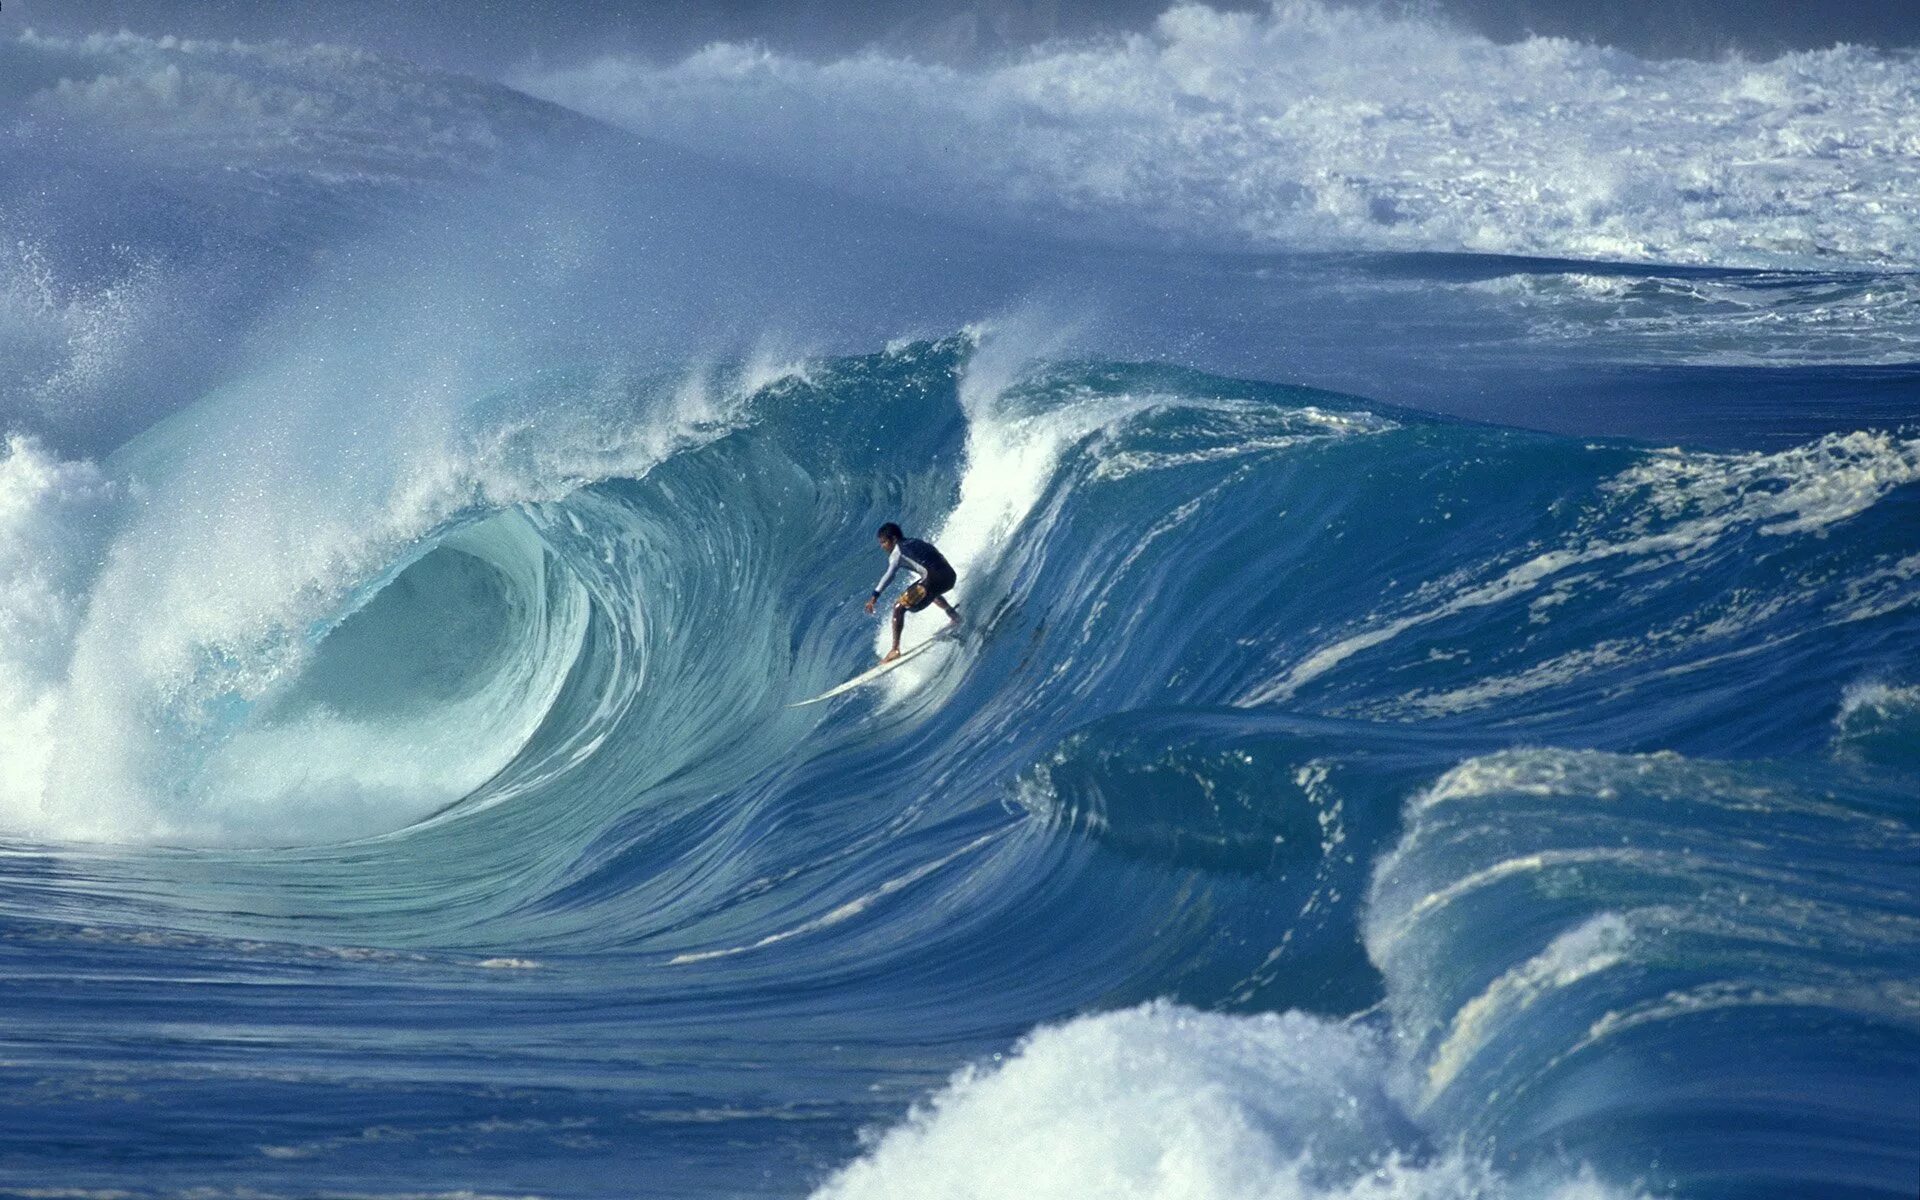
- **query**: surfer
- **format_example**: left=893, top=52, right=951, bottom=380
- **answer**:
left=864, top=522, right=960, bottom=662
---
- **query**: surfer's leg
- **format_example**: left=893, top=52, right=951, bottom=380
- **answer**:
left=933, top=595, right=960, bottom=626
left=884, top=601, right=906, bottom=661
left=886, top=582, right=930, bottom=661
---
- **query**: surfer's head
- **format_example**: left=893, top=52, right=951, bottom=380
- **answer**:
left=876, top=521, right=903, bottom=550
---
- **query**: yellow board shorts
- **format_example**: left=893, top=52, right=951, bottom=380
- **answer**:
left=896, top=568, right=956, bottom=613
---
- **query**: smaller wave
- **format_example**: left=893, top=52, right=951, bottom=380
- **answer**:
left=1007, top=707, right=1458, bottom=873
left=1456, top=268, right=1920, bottom=367
left=1365, top=747, right=1920, bottom=1194
left=1834, top=679, right=1920, bottom=769
left=1244, top=429, right=1920, bottom=721
left=813, top=1001, right=1640, bottom=1200
left=5, top=30, right=543, bottom=186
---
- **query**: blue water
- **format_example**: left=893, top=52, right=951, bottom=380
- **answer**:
left=3, top=15, right=1919, bottom=1200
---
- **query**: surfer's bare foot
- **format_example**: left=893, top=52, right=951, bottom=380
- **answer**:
left=881, top=648, right=901, bottom=663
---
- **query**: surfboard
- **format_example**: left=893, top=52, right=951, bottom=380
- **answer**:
left=789, top=628, right=958, bottom=708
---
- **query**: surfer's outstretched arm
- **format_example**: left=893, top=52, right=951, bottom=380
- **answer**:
left=871, top=546, right=905, bottom=602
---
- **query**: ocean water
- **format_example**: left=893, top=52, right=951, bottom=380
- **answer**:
left=2, top=8, right=1917, bottom=1199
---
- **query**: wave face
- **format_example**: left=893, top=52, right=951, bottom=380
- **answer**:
left=3, top=11, right=1919, bottom=1200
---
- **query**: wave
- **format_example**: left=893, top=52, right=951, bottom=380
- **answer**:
left=521, top=1, right=1920, bottom=269
left=10, top=333, right=1917, bottom=848
left=820, top=734, right=1920, bottom=1199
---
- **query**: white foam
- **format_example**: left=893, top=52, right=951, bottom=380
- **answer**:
left=1837, top=679, right=1920, bottom=726
left=813, top=1001, right=1641, bottom=1200
left=1832, top=678, right=1920, bottom=764
left=1603, top=430, right=1920, bottom=536
left=520, top=2, right=1920, bottom=269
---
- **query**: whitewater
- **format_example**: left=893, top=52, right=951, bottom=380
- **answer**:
left=2, top=6, right=1917, bottom=1198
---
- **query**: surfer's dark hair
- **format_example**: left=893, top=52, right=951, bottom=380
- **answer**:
left=876, top=522, right=904, bottom=541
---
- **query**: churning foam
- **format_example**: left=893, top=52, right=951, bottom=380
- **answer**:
left=813, top=1001, right=1639, bottom=1200
left=522, top=1, right=1920, bottom=269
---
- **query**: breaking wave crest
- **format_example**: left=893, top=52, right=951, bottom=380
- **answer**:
left=524, top=1, right=1920, bottom=268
